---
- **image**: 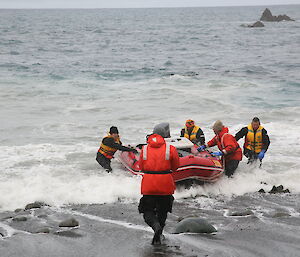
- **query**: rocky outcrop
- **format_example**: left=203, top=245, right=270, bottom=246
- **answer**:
left=258, top=185, right=290, bottom=194
left=260, top=8, right=294, bottom=22
left=173, top=217, right=217, bottom=234
left=269, top=185, right=290, bottom=194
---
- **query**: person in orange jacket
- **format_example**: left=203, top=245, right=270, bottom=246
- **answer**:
left=197, top=120, right=242, bottom=177
left=138, top=133, right=179, bottom=245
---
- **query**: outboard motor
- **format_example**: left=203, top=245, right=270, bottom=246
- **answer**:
left=153, top=122, right=171, bottom=138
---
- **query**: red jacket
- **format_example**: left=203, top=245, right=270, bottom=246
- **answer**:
left=139, top=134, right=179, bottom=195
left=207, top=127, right=242, bottom=162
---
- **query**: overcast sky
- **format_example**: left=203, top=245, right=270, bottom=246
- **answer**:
left=0, top=0, right=299, bottom=8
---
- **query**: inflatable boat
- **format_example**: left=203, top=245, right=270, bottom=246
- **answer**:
left=116, top=136, right=224, bottom=183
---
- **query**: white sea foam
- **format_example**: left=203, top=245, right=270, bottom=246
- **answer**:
left=0, top=117, right=299, bottom=212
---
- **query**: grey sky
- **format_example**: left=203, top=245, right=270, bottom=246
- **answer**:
left=1, top=0, right=300, bottom=8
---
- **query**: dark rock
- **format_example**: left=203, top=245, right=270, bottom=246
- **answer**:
left=277, top=185, right=284, bottom=191
left=2, top=215, right=14, bottom=220
left=269, top=185, right=278, bottom=193
left=248, top=21, right=265, bottom=28
left=37, top=214, right=48, bottom=219
left=269, top=185, right=290, bottom=194
left=59, top=218, right=79, bottom=227
left=25, top=201, right=48, bottom=210
left=12, top=216, right=28, bottom=222
left=35, top=227, right=50, bottom=234
left=14, top=208, right=23, bottom=213
left=272, top=212, right=291, bottom=218
left=260, top=8, right=294, bottom=22
left=0, top=228, right=7, bottom=237
left=54, top=230, right=82, bottom=238
left=173, top=218, right=217, bottom=234
left=260, top=8, right=275, bottom=21
left=258, top=188, right=266, bottom=193
left=230, top=210, right=254, bottom=216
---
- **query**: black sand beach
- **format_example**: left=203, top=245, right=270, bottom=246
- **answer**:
left=1, top=193, right=299, bottom=257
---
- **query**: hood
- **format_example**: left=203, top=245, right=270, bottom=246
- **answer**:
left=147, top=134, right=166, bottom=148
left=217, top=126, right=229, bottom=138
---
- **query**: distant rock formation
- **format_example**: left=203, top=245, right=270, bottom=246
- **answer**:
left=248, top=21, right=265, bottom=28
left=260, top=8, right=294, bottom=22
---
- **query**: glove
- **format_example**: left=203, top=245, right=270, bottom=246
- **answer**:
left=211, top=151, right=224, bottom=157
left=131, top=149, right=138, bottom=154
left=258, top=150, right=266, bottom=160
left=197, top=145, right=206, bottom=152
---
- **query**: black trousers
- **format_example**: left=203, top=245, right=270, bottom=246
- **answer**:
left=225, top=160, right=240, bottom=177
left=244, top=148, right=257, bottom=161
left=138, top=195, right=174, bottom=230
left=96, top=152, right=112, bottom=171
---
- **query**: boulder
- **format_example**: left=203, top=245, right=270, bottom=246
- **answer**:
left=272, top=212, right=291, bottom=218
left=54, top=230, right=82, bottom=238
left=260, top=8, right=294, bottom=22
left=258, top=188, right=266, bottom=193
left=37, top=214, right=48, bottom=219
left=59, top=218, right=79, bottom=228
left=173, top=218, right=217, bottom=234
left=177, top=214, right=199, bottom=222
left=25, top=202, right=48, bottom=210
left=35, top=227, right=50, bottom=234
left=248, top=21, right=265, bottom=28
left=12, top=216, right=28, bottom=222
left=229, top=210, right=254, bottom=216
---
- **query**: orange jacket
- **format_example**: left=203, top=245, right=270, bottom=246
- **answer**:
left=207, top=127, right=242, bottom=161
left=139, top=134, right=179, bottom=195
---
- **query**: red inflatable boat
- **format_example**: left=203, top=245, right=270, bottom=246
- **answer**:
left=116, top=137, right=224, bottom=183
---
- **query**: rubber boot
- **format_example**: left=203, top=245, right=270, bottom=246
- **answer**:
left=105, top=168, right=112, bottom=173
left=151, top=222, right=162, bottom=245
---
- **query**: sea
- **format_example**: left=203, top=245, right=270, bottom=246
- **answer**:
left=0, top=5, right=299, bottom=257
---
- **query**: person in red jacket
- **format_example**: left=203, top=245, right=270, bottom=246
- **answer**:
left=138, top=133, right=179, bottom=245
left=198, top=120, right=242, bottom=177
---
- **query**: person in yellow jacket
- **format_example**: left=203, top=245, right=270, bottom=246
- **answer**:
left=180, top=119, right=205, bottom=145
left=96, top=126, right=137, bottom=172
left=235, top=117, right=270, bottom=163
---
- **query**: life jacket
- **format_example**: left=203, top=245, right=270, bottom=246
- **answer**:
left=139, top=134, right=179, bottom=195
left=245, top=124, right=264, bottom=153
left=208, top=127, right=242, bottom=161
left=98, top=135, right=121, bottom=159
left=183, top=125, right=200, bottom=142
